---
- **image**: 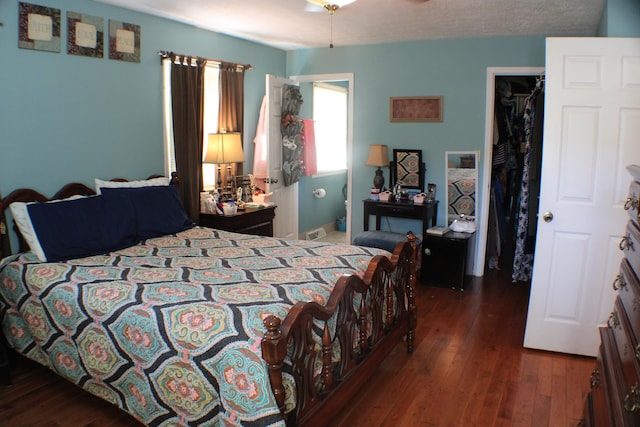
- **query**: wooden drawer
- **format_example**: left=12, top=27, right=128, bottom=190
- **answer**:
left=590, top=344, right=612, bottom=427
left=620, top=220, right=640, bottom=279
left=601, top=326, right=640, bottom=426
left=615, top=258, right=640, bottom=343
left=608, top=298, right=640, bottom=424
left=579, top=392, right=592, bottom=427
left=625, top=179, right=640, bottom=228
left=600, top=327, right=626, bottom=426
left=199, top=206, right=276, bottom=237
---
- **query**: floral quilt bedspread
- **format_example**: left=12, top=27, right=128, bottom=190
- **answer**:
left=0, top=226, right=386, bottom=426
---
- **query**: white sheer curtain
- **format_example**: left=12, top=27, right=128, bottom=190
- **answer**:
left=161, top=58, right=175, bottom=177
left=162, top=60, right=220, bottom=187
left=202, top=66, right=220, bottom=189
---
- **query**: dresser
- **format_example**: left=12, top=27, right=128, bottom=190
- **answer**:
left=581, top=165, right=640, bottom=426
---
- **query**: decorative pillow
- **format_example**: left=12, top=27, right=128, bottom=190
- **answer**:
left=12, top=195, right=138, bottom=262
left=100, top=185, right=195, bottom=240
left=9, top=195, right=86, bottom=261
left=10, top=201, right=49, bottom=261
left=95, top=177, right=171, bottom=194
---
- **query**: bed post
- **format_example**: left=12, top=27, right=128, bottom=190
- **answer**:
left=261, top=315, right=287, bottom=413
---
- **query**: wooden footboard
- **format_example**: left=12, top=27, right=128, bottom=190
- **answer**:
left=262, top=233, right=418, bottom=426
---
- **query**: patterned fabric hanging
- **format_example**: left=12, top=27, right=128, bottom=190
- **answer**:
left=281, top=85, right=304, bottom=186
left=511, top=93, right=537, bottom=282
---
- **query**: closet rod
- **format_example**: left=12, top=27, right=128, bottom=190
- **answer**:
left=157, top=50, right=252, bottom=71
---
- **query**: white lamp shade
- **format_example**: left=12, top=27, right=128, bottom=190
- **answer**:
left=204, top=132, right=245, bottom=164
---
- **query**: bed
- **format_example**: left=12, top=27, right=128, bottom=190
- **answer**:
left=0, top=175, right=418, bottom=426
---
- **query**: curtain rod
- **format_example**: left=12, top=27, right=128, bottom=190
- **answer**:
left=157, top=50, right=252, bottom=71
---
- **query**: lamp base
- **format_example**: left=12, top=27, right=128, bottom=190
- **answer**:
left=216, top=165, right=223, bottom=192
left=373, top=167, right=385, bottom=190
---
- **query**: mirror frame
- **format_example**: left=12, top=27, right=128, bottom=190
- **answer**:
left=445, top=150, right=479, bottom=225
left=391, top=149, right=425, bottom=191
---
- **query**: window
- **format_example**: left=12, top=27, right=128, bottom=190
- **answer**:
left=313, top=82, right=347, bottom=173
left=161, top=59, right=220, bottom=189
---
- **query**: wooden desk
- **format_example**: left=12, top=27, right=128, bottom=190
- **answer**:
left=363, top=199, right=438, bottom=233
left=363, top=199, right=439, bottom=281
left=200, top=206, right=276, bottom=237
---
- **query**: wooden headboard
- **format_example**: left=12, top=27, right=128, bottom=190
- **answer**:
left=0, top=173, right=178, bottom=259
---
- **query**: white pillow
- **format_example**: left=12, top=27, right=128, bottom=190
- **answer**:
left=95, top=177, right=171, bottom=194
left=9, top=195, right=87, bottom=261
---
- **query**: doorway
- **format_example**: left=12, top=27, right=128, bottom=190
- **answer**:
left=477, top=67, right=545, bottom=280
left=291, top=73, right=353, bottom=245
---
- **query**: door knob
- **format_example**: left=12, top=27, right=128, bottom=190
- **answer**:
left=542, top=211, right=554, bottom=223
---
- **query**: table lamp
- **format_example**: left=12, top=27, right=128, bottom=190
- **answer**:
left=204, top=132, right=245, bottom=194
left=365, top=144, right=389, bottom=190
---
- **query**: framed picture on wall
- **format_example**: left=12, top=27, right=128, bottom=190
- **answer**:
left=390, top=96, right=443, bottom=122
left=67, top=12, right=104, bottom=58
left=108, top=19, right=141, bottom=63
left=18, top=2, right=61, bottom=53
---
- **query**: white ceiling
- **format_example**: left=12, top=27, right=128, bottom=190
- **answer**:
left=96, top=0, right=606, bottom=50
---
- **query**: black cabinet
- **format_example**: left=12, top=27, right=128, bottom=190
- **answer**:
left=0, top=336, right=9, bottom=385
left=422, top=231, right=474, bottom=290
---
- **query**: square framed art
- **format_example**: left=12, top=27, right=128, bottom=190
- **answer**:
left=67, top=12, right=104, bottom=58
left=18, top=2, right=61, bottom=53
left=108, top=19, right=140, bottom=63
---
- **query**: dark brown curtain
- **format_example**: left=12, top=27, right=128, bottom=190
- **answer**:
left=218, top=62, right=245, bottom=181
left=171, top=55, right=205, bottom=222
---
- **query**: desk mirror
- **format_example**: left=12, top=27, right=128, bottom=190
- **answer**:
left=391, top=149, right=424, bottom=191
left=446, top=151, right=479, bottom=225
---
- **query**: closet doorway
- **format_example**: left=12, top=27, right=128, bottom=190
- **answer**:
left=477, top=67, right=545, bottom=281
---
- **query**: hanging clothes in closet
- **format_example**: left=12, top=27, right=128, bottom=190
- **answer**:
left=487, top=79, right=525, bottom=270
left=512, top=76, right=544, bottom=282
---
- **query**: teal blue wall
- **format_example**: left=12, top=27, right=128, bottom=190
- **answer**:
left=598, top=0, right=640, bottom=37
left=298, top=173, right=347, bottom=233
left=0, top=0, right=285, bottom=199
left=6, top=0, right=634, bottom=241
left=287, top=37, right=546, bottom=234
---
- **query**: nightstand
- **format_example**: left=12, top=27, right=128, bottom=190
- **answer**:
left=199, top=206, right=276, bottom=237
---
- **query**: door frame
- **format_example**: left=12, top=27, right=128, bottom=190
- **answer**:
left=476, top=67, right=545, bottom=276
left=290, top=73, right=354, bottom=243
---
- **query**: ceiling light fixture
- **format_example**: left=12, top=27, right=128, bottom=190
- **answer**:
left=324, top=3, right=339, bottom=48
left=307, top=0, right=355, bottom=48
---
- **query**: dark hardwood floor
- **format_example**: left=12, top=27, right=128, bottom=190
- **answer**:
left=0, top=268, right=594, bottom=426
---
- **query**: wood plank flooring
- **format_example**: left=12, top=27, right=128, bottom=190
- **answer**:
left=0, top=268, right=594, bottom=426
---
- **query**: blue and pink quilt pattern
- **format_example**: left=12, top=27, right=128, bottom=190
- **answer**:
left=0, top=227, right=386, bottom=426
